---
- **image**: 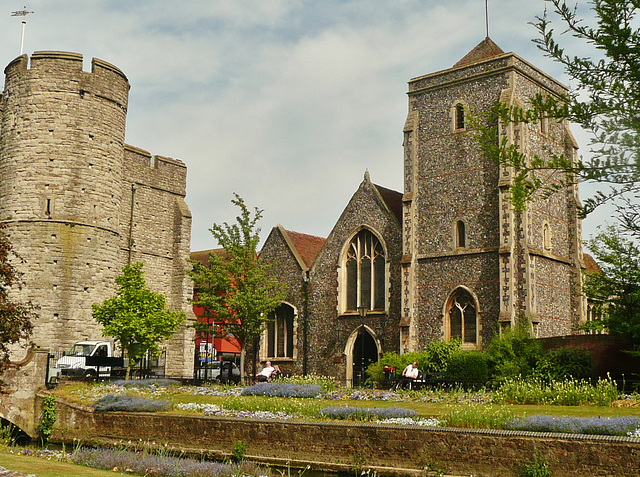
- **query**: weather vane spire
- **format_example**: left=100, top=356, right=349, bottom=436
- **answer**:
left=11, top=5, right=35, bottom=55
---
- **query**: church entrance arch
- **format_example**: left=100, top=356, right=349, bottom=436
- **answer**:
left=345, top=326, right=379, bottom=387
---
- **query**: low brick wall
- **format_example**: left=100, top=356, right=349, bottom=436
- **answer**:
left=50, top=397, right=640, bottom=477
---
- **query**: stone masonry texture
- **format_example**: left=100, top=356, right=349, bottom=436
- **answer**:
left=0, top=52, right=194, bottom=377
left=260, top=40, right=585, bottom=384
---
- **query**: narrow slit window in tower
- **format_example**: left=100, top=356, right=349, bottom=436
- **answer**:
left=455, top=104, right=465, bottom=130
left=456, top=220, right=466, bottom=248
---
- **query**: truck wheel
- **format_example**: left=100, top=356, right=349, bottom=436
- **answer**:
left=83, top=370, right=97, bottom=380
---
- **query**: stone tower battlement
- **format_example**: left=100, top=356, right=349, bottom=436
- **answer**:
left=4, top=51, right=129, bottom=107
left=0, top=51, right=194, bottom=379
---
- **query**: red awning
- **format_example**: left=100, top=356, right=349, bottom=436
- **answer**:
left=214, top=337, right=241, bottom=354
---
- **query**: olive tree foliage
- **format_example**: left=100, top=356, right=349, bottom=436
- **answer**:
left=476, top=0, right=640, bottom=229
left=188, top=194, right=286, bottom=380
left=582, top=225, right=640, bottom=349
left=0, top=224, right=37, bottom=376
left=92, top=262, right=185, bottom=379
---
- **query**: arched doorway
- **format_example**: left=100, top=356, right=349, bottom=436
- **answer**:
left=350, top=327, right=378, bottom=387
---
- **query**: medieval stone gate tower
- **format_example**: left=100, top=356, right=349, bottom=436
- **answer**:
left=0, top=51, right=194, bottom=377
left=401, top=39, right=585, bottom=352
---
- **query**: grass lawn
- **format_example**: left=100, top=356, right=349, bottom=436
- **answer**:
left=53, top=381, right=640, bottom=421
left=0, top=447, right=129, bottom=477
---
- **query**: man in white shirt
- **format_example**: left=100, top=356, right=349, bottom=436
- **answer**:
left=257, top=361, right=275, bottom=382
left=401, top=361, right=419, bottom=389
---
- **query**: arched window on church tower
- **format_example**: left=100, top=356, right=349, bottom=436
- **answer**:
left=445, top=288, right=478, bottom=348
left=343, top=229, right=386, bottom=313
left=455, top=220, right=466, bottom=248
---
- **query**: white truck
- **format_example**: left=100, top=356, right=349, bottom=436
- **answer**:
left=51, top=340, right=126, bottom=380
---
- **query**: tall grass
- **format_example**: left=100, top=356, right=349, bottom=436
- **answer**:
left=494, top=375, right=619, bottom=406
left=443, top=404, right=515, bottom=429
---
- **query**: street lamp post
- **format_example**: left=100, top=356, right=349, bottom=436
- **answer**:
left=357, top=305, right=367, bottom=387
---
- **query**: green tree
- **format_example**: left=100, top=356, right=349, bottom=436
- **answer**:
left=0, top=224, right=36, bottom=377
left=582, top=225, right=640, bottom=348
left=92, top=262, right=185, bottom=379
left=188, top=194, right=285, bottom=381
left=477, top=0, right=640, bottom=223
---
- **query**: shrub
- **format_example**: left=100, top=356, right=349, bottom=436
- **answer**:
left=533, top=348, right=593, bottom=381
left=505, top=415, right=640, bottom=436
left=39, top=395, right=57, bottom=444
left=520, top=452, right=551, bottom=477
left=232, top=440, right=246, bottom=461
left=93, top=393, right=171, bottom=412
left=319, top=406, right=417, bottom=420
left=486, top=325, right=545, bottom=384
left=241, top=382, right=322, bottom=398
left=447, top=351, right=489, bottom=389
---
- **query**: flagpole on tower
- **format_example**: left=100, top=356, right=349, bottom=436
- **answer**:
left=11, top=6, right=34, bottom=55
left=485, top=0, right=490, bottom=38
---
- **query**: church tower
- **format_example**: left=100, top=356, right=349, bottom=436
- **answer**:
left=401, top=38, right=585, bottom=352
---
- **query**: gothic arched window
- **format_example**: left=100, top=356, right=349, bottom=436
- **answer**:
left=344, top=230, right=386, bottom=312
left=446, top=288, right=477, bottom=346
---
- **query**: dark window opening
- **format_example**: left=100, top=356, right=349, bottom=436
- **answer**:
left=455, top=104, right=465, bottom=130
left=456, top=220, right=466, bottom=248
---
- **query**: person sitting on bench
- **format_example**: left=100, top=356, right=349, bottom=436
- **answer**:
left=401, top=361, right=419, bottom=389
left=257, top=361, right=275, bottom=382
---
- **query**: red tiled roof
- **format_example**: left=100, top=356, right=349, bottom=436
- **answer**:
left=374, top=184, right=403, bottom=224
left=454, top=37, right=505, bottom=68
left=190, top=248, right=225, bottom=268
left=284, top=229, right=326, bottom=269
left=583, top=253, right=602, bottom=274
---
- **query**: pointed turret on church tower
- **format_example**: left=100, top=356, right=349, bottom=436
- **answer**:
left=401, top=38, right=585, bottom=352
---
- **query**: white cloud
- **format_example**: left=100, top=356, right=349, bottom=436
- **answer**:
left=0, top=0, right=624, bottom=251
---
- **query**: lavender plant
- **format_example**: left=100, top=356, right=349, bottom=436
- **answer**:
left=504, top=415, right=640, bottom=436
left=319, top=406, right=417, bottom=420
left=93, top=393, right=171, bottom=412
left=71, top=446, right=266, bottom=477
left=241, top=382, right=322, bottom=398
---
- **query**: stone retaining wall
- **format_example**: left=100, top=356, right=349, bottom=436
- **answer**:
left=50, top=397, right=640, bottom=477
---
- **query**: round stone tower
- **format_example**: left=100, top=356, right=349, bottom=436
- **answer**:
left=0, top=51, right=130, bottom=348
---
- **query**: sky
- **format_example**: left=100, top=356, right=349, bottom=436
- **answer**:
left=0, top=0, right=615, bottom=252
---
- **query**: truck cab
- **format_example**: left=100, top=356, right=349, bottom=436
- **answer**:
left=53, top=340, right=114, bottom=379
